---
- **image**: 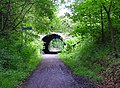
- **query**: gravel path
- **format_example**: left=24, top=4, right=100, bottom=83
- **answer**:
left=19, top=54, right=96, bottom=88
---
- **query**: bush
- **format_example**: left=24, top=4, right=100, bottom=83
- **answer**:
left=59, top=34, right=119, bottom=81
left=0, top=31, right=43, bottom=88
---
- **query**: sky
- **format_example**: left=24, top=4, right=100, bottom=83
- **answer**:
left=57, top=0, right=75, bottom=17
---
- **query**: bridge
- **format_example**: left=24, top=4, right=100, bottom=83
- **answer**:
left=40, top=32, right=71, bottom=54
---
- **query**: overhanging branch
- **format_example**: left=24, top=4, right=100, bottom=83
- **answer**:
left=13, top=3, right=34, bottom=30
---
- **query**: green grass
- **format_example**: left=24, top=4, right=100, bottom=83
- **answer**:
left=59, top=45, right=120, bottom=81
left=59, top=35, right=120, bottom=82
left=0, top=32, right=44, bottom=88
left=59, top=53, right=103, bottom=81
left=0, top=55, right=43, bottom=88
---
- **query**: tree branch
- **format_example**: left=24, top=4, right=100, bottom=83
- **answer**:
left=73, top=41, right=80, bottom=47
left=12, top=1, right=28, bottom=23
left=12, top=2, right=35, bottom=23
left=108, top=0, right=113, bottom=12
left=102, top=0, right=113, bottom=13
left=13, top=4, right=34, bottom=30
left=102, top=3, right=108, bottom=13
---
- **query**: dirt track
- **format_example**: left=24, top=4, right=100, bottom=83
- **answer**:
left=19, top=54, right=96, bottom=88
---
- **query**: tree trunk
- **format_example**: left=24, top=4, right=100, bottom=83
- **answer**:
left=107, top=12, right=118, bottom=58
left=100, top=6, right=104, bottom=43
left=102, top=0, right=118, bottom=58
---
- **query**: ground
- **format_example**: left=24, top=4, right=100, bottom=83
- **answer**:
left=18, top=54, right=96, bottom=88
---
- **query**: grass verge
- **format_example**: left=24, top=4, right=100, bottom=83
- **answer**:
left=0, top=55, right=43, bottom=88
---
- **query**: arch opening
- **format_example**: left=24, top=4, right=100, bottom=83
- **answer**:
left=42, top=34, right=64, bottom=54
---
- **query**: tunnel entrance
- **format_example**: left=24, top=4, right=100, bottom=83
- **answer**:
left=42, top=34, right=64, bottom=54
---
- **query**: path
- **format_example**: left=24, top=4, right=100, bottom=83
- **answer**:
left=19, top=54, right=96, bottom=88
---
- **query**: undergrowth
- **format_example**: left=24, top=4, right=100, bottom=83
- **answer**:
left=59, top=34, right=120, bottom=81
left=0, top=31, right=43, bottom=88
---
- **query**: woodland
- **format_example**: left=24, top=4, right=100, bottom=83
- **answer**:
left=0, top=0, right=120, bottom=88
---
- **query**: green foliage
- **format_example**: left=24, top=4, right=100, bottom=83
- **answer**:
left=0, top=0, right=56, bottom=87
left=59, top=35, right=102, bottom=81
left=0, top=0, right=120, bottom=86
left=70, top=0, right=120, bottom=39
left=0, top=30, right=43, bottom=88
left=0, top=0, right=56, bottom=33
left=59, top=34, right=120, bottom=81
left=49, top=39, right=64, bottom=52
left=58, top=0, right=120, bottom=83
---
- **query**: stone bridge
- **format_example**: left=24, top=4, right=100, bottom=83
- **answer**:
left=40, top=32, right=71, bottom=54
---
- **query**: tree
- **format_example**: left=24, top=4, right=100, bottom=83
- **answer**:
left=102, top=0, right=118, bottom=57
left=100, top=5, right=104, bottom=43
left=0, top=0, right=56, bottom=33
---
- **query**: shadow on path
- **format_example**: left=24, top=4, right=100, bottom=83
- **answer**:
left=19, top=54, right=96, bottom=88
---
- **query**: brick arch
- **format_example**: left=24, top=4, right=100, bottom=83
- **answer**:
left=42, top=34, right=63, bottom=54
